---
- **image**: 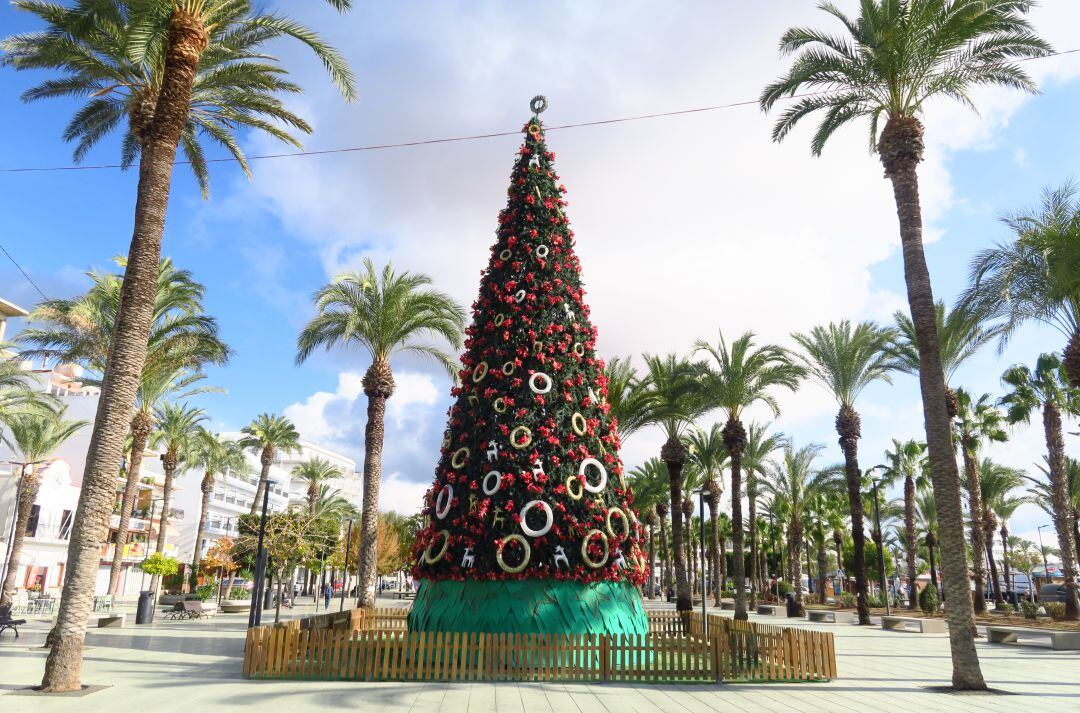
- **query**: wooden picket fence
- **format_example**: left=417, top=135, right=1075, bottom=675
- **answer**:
left=242, top=608, right=835, bottom=684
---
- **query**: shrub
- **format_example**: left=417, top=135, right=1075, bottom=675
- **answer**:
left=195, top=582, right=218, bottom=602
left=996, top=602, right=1014, bottom=614
left=918, top=583, right=940, bottom=615
left=228, top=588, right=251, bottom=600
left=140, top=552, right=179, bottom=578
left=1019, top=601, right=1040, bottom=620
left=1043, top=602, right=1066, bottom=620
left=839, top=592, right=856, bottom=609
left=719, top=589, right=735, bottom=599
left=777, top=580, right=794, bottom=596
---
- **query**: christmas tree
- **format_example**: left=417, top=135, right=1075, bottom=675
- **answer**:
left=409, top=97, right=648, bottom=636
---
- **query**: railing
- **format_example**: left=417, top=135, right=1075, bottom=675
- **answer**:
left=242, top=609, right=835, bottom=683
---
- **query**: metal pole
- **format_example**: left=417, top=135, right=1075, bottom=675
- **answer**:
left=248, top=481, right=274, bottom=629
left=698, top=491, right=707, bottom=637
left=340, top=519, right=353, bottom=612
left=872, top=478, right=890, bottom=616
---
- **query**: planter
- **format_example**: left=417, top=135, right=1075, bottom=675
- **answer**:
left=221, top=602, right=250, bottom=614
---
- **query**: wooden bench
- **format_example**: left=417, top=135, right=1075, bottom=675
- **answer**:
left=807, top=609, right=856, bottom=624
left=882, top=615, right=946, bottom=633
left=986, top=625, right=1080, bottom=651
left=0, top=605, right=27, bottom=638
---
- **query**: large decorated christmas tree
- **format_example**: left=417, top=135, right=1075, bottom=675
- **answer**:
left=409, top=97, right=648, bottom=636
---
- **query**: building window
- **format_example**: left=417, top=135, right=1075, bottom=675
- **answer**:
left=59, top=510, right=73, bottom=540
left=26, top=504, right=41, bottom=537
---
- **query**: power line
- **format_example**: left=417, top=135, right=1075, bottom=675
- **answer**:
left=1, top=46, right=1075, bottom=175
left=0, top=241, right=48, bottom=300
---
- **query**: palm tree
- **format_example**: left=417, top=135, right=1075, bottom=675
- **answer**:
left=0, top=404, right=87, bottom=606
left=953, top=389, right=1007, bottom=613
left=296, top=259, right=465, bottom=607
left=684, top=424, right=729, bottom=606
left=0, top=349, right=36, bottom=435
left=628, top=457, right=672, bottom=598
left=146, top=401, right=206, bottom=591
left=761, top=1, right=1050, bottom=689
left=238, top=414, right=301, bottom=516
left=760, top=443, right=838, bottom=616
left=637, top=354, right=708, bottom=612
left=188, top=431, right=246, bottom=577
left=915, top=483, right=940, bottom=590
left=977, top=459, right=1026, bottom=608
left=695, top=331, right=803, bottom=620
left=878, top=439, right=928, bottom=610
left=962, top=183, right=1080, bottom=386
left=1001, top=354, right=1080, bottom=619
left=20, top=259, right=230, bottom=594
left=742, top=422, right=786, bottom=606
left=823, top=491, right=850, bottom=597
left=604, top=357, right=655, bottom=440
left=3, top=1, right=355, bottom=691
left=791, top=320, right=896, bottom=623
left=1029, top=458, right=1080, bottom=568
left=292, top=458, right=342, bottom=516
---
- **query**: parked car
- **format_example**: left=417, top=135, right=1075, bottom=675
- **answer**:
left=1038, top=583, right=1071, bottom=603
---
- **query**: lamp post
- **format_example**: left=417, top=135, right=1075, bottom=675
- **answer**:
left=1036, top=524, right=1051, bottom=594
left=248, top=481, right=275, bottom=628
left=867, top=467, right=890, bottom=616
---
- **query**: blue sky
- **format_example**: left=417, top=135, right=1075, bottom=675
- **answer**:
left=1, top=2, right=1078, bottom=546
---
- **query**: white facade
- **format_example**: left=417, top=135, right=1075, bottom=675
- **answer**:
left=278, top=439, right=360, bottom=510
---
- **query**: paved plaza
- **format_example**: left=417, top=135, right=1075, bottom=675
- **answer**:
left=1, top=600, right=1077, bottom=712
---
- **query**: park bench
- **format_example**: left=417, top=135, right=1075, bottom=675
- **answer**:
left=986, top=625, right=1080, bottom=651
left=807, top=609, right=856, bottom=624
left=183, top=601, right=217, bottom=619
left=882, top=615, right=946, bottom=633
left=0, top=605, right=27, bottom=637
left=93, top=613, right=126, bottom=628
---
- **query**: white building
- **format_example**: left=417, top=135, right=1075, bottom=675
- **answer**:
left=278, top=439, right=360, bottom=510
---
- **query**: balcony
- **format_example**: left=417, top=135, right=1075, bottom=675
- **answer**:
left=99, top=541, right=177, bottom=562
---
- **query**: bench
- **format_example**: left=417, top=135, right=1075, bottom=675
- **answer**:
left=986, top=625, right=1080, bottom=651
left=94, top=613, right=126, bottom=628
left=882, top=615, right=946, bottom=633
left=160, top=600, right=218, bottom=620
left=757, top=604, right=785, bottom=617
left=807, top=609, right=856, bottom=624
left=0, top=605, right=27, bottom=637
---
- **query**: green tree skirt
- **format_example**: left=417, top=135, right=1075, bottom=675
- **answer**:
left=408, top=579, right=648, bottom=636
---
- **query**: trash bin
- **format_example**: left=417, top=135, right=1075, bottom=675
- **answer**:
left=135, top=590, right=155, bottom=625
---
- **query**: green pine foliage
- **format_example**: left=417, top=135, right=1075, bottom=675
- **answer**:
left=412, top=110, right=645, bottom=587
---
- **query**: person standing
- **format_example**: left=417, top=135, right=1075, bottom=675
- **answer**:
left=322, top=582, right=332, bottom=610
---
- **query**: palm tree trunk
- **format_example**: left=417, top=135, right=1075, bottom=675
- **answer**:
left=999, top=525, right=1011, bottom=595
left=0, top=467, right=41, bottom=606
left=927, top=533, right=939, bottom=591
left=960, top=447, right=988, bottom=614
left=706, top=493, right=721, bottom=606
left=904, top=475, right=918, bottom=610
left=274, top=571, right=283, bottom=623
left=879, top=114, right=985, bottom=689
left=722, top=418, right=748, bottom=620
left=817, top=535, right=827, bottom=605
left=250, top=448, right=274, bottom=516
left=836, top=403, right=871, bottom=625
left=984, top=536, right=1002, bottom=609
left=789, top=518, right=805, bottom=616
left=192, top=473, right=213, bottom=580
left=658, top=513, right=670, bottom=594
left=1043, top=402, right=1080, bottom=620
left=747, top=474, right=759, bottom=608
left=1063, top=327, right=1080, bottom=388
left=357, top=360, right=394, bottom=608
left=149, top=460, right=176, bottom=593
left=833, top=531, right=844, bottom=596
left=647, top=524, right=655, bottom=599
left=661, top=436, right=690, bottom=612
left=108, top=415, right=153, bottom=595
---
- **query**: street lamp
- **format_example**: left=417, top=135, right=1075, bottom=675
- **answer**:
left=248, top=480, right=275, bottom=628
left=867, top=466, right=891, bottom=616
left=1036, top=524, right=1052, bottom=596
